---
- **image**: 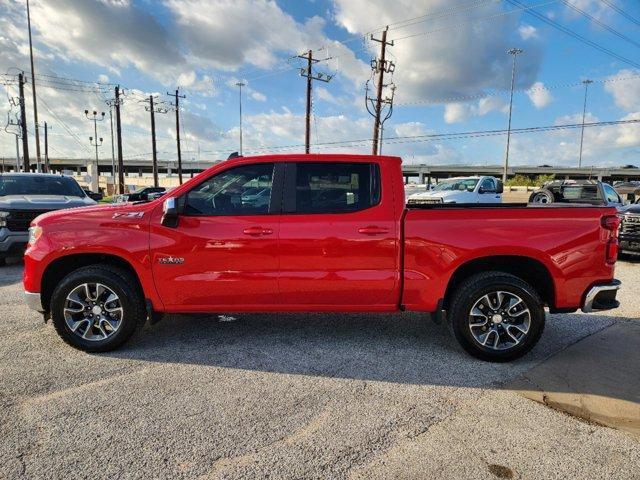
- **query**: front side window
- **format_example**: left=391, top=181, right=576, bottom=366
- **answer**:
left=480, top=178, right=495, bottom=191
left=185, top=163, right=274, bottom=215
left=603, top=184, right=621, bottom=204
left=294, top=162, right=380, bottom=214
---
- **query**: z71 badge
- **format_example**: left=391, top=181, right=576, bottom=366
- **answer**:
left=158, top=256, right=185, bottom=265
left=112, top=212, right=145, bottom=219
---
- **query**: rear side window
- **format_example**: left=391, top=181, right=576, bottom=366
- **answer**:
left=293, top=162, right=380, bottom=214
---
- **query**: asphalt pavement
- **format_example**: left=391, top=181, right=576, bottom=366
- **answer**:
left=0, top=257, right=638, bottom=479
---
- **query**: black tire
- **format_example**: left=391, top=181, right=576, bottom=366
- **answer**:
left=447, top=272, right=545, bottom=362
left=50, top=265, right=146, bottom=352
left=0, top=257, right=6, bottom=267
left=528, top=189, right=554, bottom=204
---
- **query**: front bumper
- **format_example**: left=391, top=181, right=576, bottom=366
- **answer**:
left=619, top=235, right=640, bottom=255
left=581, top=280, right=621, bottom=313
left=24, top=291, right=45, bottom=313
left=0, top=228, right=28, bottom=256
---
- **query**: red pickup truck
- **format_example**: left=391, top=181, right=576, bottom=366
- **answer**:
left=23, top=154, right=621, bottom=361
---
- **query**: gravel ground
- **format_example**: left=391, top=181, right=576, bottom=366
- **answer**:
left=0, top=258, right=638, bottom=479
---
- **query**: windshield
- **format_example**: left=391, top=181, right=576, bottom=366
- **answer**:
left=432, top=179, right=479, bottom=192
left=0, top=175, right=86, bottom=197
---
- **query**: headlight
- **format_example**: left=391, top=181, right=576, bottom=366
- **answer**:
left=28, top=226, right=43, bottom=246
left=0, top=211, right=8, bottom=228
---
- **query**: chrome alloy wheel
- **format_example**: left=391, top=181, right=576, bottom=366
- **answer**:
left=63, top=283, right=123, bottom=341
left=468, top=291, right=531, bottom=351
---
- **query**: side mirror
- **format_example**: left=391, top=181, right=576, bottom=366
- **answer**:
left=496, top=181, right=504, bottom=194
left=161, top=197, right=179, bottom=228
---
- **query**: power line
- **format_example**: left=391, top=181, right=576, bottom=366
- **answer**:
left=561, top=0, right=640, bottom=49
left=196, top=118, right=640, bottom=155
left=395, top=72, right=640, bottom=106
left=506, top=0, right=640, bottom=69
left=599, top=0, right=640, bottom=27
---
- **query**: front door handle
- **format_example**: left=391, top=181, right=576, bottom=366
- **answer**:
left=358, top=226, right=389, bottom=235
left=243, top=226, right=273, bottom=236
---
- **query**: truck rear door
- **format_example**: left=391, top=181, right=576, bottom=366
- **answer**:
left=278, top=160, right=400, bottom=308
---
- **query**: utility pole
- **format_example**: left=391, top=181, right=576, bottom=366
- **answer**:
left=236, top=81, right=245, bottom=156
left=41, top=121, right=51, bottom=173
left=142, top=95, right=168, bottom=187
left=503, top=48, right=523, bottom=183
left=108, top=105, right=116, bottom=181
left=112, top=86, right=125, bottom=194
left=370, top=27, right=394, bottom=156
left=18, top=73, right=30, bottom=172
left=378, top=84, right=396, bottom=155
left=578, top=79, right=593, bottom=168
left=5, top=112, right=22, bottom=172
left=167, top=89, right=186, bottom=184
left=26, top=0, right=41, bottom=171
left=298, top=50, right=333, bottom=153
left=85, top=110, right=105, bottom=192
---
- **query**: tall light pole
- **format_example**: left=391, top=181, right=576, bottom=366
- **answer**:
left=85, top=109, right=105, bottom=192
left=236, top=81, right=245, bottom=156
left=503, top=48, right=523, bottom=183
left=578, top=79, right=593, bottom=168
left=26, top=0, right=42, bottom=172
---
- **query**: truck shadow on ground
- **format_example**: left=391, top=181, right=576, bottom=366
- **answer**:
left=105, top=309, right=636, bottom=403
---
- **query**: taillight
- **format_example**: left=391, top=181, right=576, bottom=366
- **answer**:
left=601, top=215, right=621, bottom=232
left=606, top=237, right=619, bottom=265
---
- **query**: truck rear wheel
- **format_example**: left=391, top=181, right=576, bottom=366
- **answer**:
left=528, top=189, right=554, bottom=204
left=50, top=265, right=145, bottom=352
left=447, top=272, right=545, bottom=362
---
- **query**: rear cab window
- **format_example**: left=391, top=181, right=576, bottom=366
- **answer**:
left=286, top=162, right=381, bottom=214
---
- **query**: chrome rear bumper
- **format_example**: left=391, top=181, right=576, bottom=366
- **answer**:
left=24, top=291, right=45, bottom=313
left=581, top=280, right=621, bottom=313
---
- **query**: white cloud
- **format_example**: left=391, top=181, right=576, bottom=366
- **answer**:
left=518, top=24, right=538, bottom=40
left=250, top=91, right=267, bottom=102
left=29, top=0, right=185, bottom=82
left=604, top=69, right=640, bottom=112
left=526, top=81, right=553, bottom=109
left=444, top=97, right=508, bottom=123
left=332, top=0, right=543, bottom=103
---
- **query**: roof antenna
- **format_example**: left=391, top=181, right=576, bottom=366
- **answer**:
left=227, top=151, right=241, bottom=160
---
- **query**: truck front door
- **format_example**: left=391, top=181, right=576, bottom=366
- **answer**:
left=150, top=162, right=281, bottom=311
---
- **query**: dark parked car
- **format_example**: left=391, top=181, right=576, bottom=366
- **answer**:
left=83, top=189, right=103, bottom=201
left=0, top=173, right=96, bottom=265
left=123, top=187, right=166, bottom=202
left=528, top=180, right=624, bottom=208
left=619, top=201, right=640, bottom=256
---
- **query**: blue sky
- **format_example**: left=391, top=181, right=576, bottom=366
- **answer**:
left=0, top=0, right=639, bottom=167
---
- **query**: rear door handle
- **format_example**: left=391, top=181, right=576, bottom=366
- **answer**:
left=358, top=226, right=389, bottom=235
left=243, top=226, right=273, bottom=236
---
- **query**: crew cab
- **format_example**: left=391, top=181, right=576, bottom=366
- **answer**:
left=407, top=176, right=503, bottom=205
left=23, top=154, right=621, bottom=362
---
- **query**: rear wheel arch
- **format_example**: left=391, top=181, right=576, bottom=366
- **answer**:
left=443, top=255, right=556, bottom=311
left=41, top=253, right=145, bottom=314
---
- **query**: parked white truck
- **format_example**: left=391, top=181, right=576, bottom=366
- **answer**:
left=407, top=176, right=503, bottom=204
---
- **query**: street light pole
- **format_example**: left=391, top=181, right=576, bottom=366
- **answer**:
left=578, top=79, right=593, bottom=168
left=236, top=81, right=245, bottom=156
left=85, top=109, right=105, bottom=192
left=503, top=48, right=523, bottom=183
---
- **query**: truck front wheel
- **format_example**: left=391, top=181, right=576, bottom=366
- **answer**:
left=447, top=272, right=545, bottom=362
left=50, top=265, right=146, bottom=352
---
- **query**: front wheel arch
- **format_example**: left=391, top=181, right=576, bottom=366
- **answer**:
left=41, top=253, right=145, bottom=314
